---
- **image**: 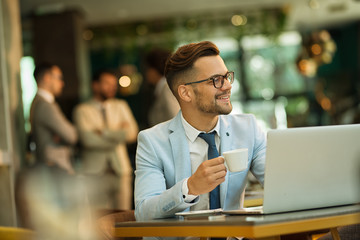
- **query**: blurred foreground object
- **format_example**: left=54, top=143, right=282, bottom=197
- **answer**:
left=96, top=210, right=139, bottom=240
left=16, top=166, right=96, bottom=240
left=0, top=226, right=36, bottom=240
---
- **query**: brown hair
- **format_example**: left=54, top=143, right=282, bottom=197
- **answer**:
left=33, top=62, right=58, bottom=83
left=164, top=41, right=219, bottom=97
left=92, top=68, right=118, bottom=83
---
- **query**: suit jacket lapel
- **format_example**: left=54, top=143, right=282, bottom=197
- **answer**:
left=168, top=112, right=192, bottom=183
left=219, top=116, right=232, bottom=208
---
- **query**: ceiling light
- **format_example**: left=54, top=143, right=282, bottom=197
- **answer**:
left=231, top=15, right=247, bottom=26
left=119, top=76, right=131, bottom=88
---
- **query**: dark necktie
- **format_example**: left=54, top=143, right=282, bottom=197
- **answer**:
left=101, top=105, right=107, bottom=127
left=198, top=132, right=221, bottom=209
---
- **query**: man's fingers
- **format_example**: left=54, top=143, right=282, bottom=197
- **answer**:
left=206, top=158, right=226, bottom=174
left=204, top=156, right=225, bottom=166
left=208, top=173, right=226, bottom=191
left=214, top=170, right=227, bottom=181
left=190, top=157, right=227, bottom=195
left=204, top=166, right=226, bottom=184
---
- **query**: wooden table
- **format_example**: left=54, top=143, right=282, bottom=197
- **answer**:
left=114, top=204, right=360, bottom=240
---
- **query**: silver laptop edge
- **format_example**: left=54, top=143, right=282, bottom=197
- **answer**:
left=262, top=124, right=360, bottom=214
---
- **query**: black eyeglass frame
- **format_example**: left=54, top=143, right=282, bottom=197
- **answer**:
left=184, top=71, right=234, bottom=89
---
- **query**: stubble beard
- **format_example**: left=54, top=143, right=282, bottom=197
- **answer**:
left=194, top=89, right=233, bottom=115
left=98, top=91, right=113, bottom=101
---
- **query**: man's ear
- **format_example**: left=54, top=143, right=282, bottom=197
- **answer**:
left=41, top=72, right=52, bottom=86
left=178, top=85, right=192, bottom=102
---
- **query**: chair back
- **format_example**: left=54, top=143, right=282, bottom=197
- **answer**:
left=0, top=226, right=36, bottom=240
left=97, top=210, right=139, bottom=240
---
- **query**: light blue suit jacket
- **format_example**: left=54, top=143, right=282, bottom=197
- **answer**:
left=135, top=111, right=266, bottom=221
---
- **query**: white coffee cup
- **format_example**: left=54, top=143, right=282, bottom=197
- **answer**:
left=222, top=148, right=248, bottom=172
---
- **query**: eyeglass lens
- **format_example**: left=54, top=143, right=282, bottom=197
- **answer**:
left=214, top=72, right=233, bottom=88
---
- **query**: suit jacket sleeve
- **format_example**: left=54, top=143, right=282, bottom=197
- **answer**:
left=249, top=114, right=266, bottom=186
left=73, top=105, right=123, bottom=149
left=39, top=102, right=77, bottom=145
left=117, top=101, right=138, bottom=143
left=76, top=130, right=122, bottom=149
left=96, top=100, right=138, bottom=144
left=134, top=130, right=198, bottom=221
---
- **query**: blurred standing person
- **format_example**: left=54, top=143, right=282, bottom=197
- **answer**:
left=30, top=62, right=78, bottom=174
left=73, top=69, right=139, bottom=210
left=26, top=63, right=83, bottom=240
left=145, top=48, right=180, bottom=127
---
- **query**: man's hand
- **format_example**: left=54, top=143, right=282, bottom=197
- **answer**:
left=52, top=134, right=61, bottom=143
left=120, top=121, right=130, bottom=129
left=187, top=156, right=227, bottom=195
left=94, top=129, right=103, bottom=135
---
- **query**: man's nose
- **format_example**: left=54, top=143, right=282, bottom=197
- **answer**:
left=220, top=78, right=232, bottom=91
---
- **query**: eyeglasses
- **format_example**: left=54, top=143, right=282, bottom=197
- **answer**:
left=184, top=71, right=234, bottom=89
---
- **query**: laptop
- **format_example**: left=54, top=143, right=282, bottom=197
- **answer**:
left=224, top=123, right=360, bottom=215
left=177, top=124, right=360, bottom=217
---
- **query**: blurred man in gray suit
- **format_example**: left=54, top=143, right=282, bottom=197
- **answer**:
left=24, top=63, right=83, bottom=239
left=30, top=63, right=78, bottom=174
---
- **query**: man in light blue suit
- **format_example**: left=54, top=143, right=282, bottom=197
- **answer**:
left=135, top=41, right=266, bottom=221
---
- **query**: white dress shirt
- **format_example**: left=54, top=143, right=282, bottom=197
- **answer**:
left=180, top=113, right=221, bottom=211
left=37, top=88, right=54, bottom=103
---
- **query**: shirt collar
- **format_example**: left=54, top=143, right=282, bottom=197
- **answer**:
left=181, top=113, right=220, bottom=143
left=37, top=88, right=54, bottom=103
left=91, top=98, right=107, bottom=110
